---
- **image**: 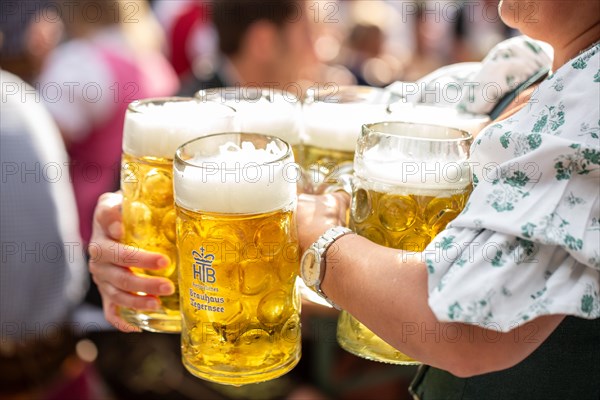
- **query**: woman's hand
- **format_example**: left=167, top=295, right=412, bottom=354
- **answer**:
left=88, top=192, right=174, bottom=332
left=296, top=192, right=350, bottom=254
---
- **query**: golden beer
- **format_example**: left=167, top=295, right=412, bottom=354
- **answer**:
left=300, top=86, right=393, bottom=193
left=120, top=153, right=179, bottom=330
left=119, top=98, right=235, bottom=333
left=349, top=185, right=471, bottom=251
left=174, top=133, right=301, bottom=385
left=337, top=183, right=472, bottom=363
left=301, top=144, right=354, bottom=186
left=336, top=121, right=473, bottom=364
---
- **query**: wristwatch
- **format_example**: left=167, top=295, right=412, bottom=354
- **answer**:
left=300, top=226, right=354, bottom=310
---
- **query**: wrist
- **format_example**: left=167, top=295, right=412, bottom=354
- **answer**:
left=320, top=232, right=356, bottom=303
left=300, top=226, right=354, bottom=310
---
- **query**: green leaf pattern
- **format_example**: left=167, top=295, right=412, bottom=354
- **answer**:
left=486, top=169, right=535, bottom=212
left=554, top=146, right=600, bottom=180
left=572, top=58, right=587, bottom=70
left=550, top=77, right=564, bottom=91
left=531, top=103, right=566, bottom=135
left=519, top=212, right=584, bottom=250
left=578, top=121, right=599, bottom=139
left=447, top=291, right=495, bottom=323
left=564, top=192, right=586, bottom=209
left=580, top=284, right=599, bottom=316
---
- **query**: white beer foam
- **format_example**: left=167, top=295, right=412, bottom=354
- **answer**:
left=123, top=101, right=235, bottom=159
left=388, top=104, right=490, bottom=135
left=174, top=141, right=297, bottom=214
left=357, top=160, right=471, bottom=195
left=302, top=103, right=390, bottom=152
left=224, top=98, right=301, bottom=145
left=356, top=145, right=472, bottom=195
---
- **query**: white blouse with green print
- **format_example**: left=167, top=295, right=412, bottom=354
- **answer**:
left=425, top=42, right=600, bottom=331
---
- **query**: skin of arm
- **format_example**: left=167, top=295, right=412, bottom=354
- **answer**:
left=297, top=192, right=565, bottom=378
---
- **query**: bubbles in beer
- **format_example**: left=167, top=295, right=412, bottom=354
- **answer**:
left=426, top=197, right=461, bottom=233
left=143, top=170, right=172, bottom=208
left=161, top=209, right=177, bottom=243
left=177, top=206, right=300, bottom=384
left=211, top=300, right=247, bottom=342
left=396, top=229, right=432, bottom=252
left=341, top=178, right=472, bottom=364
left=121, top=162, right=140, bottom=198
left=257, top=290, right=292, bottom=326
left=120, top=154, right=180, bottom=332
left=240, top=260, right=271, bottom=295
left=351, top=181, right=471, bottom=253
left=208, top=224, right=244, bottom=242
left=339, top=120, right=473, bottom=364
left=235, top=328, right=272, bottom=367
left=255, top=219, right=285, bottom=259
left=281, top=314, right=300, bottom=342
left=357, top=226, right=388, bottom=247
left=128, top=201, right=153, bottom=240
left=378, top=194, right=417, bottom=232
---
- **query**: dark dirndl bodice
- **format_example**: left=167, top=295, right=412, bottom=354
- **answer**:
left=409, top=316, right=600, bottom=400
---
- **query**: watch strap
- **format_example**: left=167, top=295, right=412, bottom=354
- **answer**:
left=311, top=226, right=354, bottom=310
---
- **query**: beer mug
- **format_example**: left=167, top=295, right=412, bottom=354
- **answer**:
left=195, top=87, right=302, bottom=162
left=174, top=133, right=301, bottom=385
left=336, top=121, right=473, bottom=364
left=119, top=98, right=236, bottom=333
left=301, top=85, right=394, bottom=193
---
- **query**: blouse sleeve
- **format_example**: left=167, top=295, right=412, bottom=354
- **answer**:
left=424, top=227, right=599, bottom=332
left=424, top=42, right=600, bottom=332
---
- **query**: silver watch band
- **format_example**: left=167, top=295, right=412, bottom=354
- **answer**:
left=313, top=226, right=354, bottom=310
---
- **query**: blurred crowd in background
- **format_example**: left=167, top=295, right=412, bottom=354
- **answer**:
left=1, top=1, right=516, bottom=399
left=3, top=0, right=515, bottom=89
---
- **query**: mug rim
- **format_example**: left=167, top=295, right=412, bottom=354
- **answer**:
left=175, top=132, right=293, bottom=169
left=362, top=120, right=473, bottom=143
left=127, top=97, right=237, bottom=116
left=195, top=87, right=301, bottom=103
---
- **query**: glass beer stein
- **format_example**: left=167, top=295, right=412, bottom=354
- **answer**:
left=174, top=133, right=301, bottom=385
left=336, top=121, right=473, bottom=364
left=195, top=87, right=302, bottom=162
left=301, top=85, right=394, bottom=193
left=119, top=98, right=236, bottom=333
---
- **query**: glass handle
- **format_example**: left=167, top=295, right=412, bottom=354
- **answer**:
left=322, top=172, right=353, bottom=196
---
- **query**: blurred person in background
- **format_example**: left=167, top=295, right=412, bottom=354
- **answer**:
left=0, top=69, right=101, bottom=400
left=153, top=0, right=218, bottom=79
left=344, top=24, right=385, bottom=86
left=38, top=0, right=178, bottom=245
left=402, top=2, right=452, bottom=82
left=178, top=0, right=316, bottom=96
left=452, top=0, right=516, bottom=63
left=0, top=0, right=64, bottom=83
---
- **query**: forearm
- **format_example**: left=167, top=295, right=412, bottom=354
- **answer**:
left=321, top=234, right=564, bottom=377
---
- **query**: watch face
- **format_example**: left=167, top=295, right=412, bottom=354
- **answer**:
left=301, top=249, right=320, bottom=287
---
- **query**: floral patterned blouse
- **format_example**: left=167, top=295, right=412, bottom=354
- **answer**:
left=425, top=42, right=600, bottom=331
